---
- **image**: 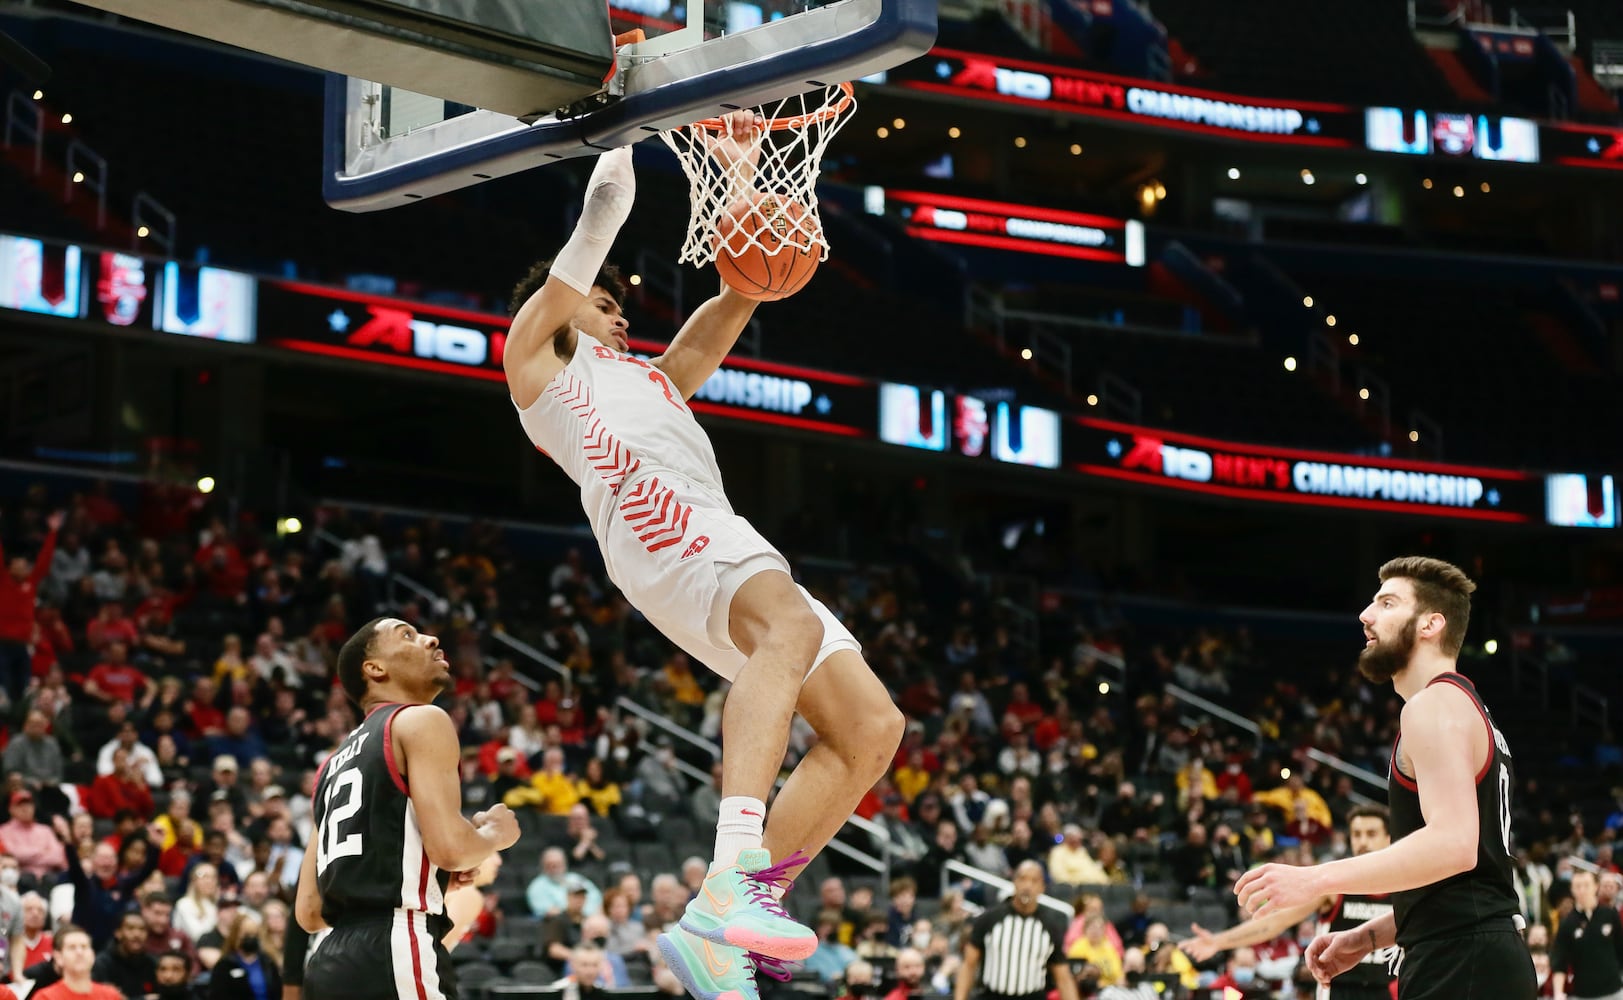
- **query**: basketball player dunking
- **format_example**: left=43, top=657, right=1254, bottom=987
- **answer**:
left=1234, top=557, right=1537, bottom=1000
left=294, top=619, right=522, bottom=1000
left=504, top=124, right=904, bottom=1000
left=1181, top=806, right=1399, bottom=1000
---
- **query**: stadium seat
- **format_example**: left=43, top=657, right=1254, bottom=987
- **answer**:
left=508, top=960, right=560, bottom=985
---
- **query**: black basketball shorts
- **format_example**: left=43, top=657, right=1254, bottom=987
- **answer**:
left=1398, top=925, right=1537, bottom=1000
left=304, top=910, right=458, bottom=1000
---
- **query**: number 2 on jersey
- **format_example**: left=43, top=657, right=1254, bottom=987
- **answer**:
left=1497, top=762, right=1512, bottom=856
left=317, top=769, right=364, bottom=873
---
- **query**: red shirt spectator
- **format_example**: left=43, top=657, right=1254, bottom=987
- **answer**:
left=478, top=738, right=532, bottom=779
left=86, top=751, right=156, bottom=821
left=1215, top=757, right=1255, bottom=802
left=1031, top=714, right=1062, bottom=752
left=0, top=514, right=58, bottom=643
left=85, top=603, right=139, bottom=653
left=186, top=678, right=227, bottom=738
left=1004, top=682, right=1044, bottom=730
left=85, top=642, right=151, bottom=706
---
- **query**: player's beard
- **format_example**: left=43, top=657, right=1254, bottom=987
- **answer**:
left=1358, top=614, right=1418, bottom=683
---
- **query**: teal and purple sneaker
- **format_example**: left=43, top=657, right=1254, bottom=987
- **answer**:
left=677, top=848, right=817, bottom=961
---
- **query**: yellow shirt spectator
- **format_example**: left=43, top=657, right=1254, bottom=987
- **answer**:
left=893, top=765, right=930, bottom=804
left=1048, top=826, right=1109, bottom=885
left=664, top=657, right=706, bottom=707
left=1066, top=923, right=1124, bottom=987
left=575, top=778, right=621, bottom=818
left=1252, top=777, right=1332, bottom=828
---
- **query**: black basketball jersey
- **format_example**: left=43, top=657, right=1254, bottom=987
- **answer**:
left=1317, top=893, right=1400, bottom=988
left=1388, top=672, right=1519, bottom=947
left=312, top=703, right=451, bottom=937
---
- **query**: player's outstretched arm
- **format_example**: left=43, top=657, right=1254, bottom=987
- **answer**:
left=507, top=147, right=636, bottom=408
left=1180, top=897, right=1324, bottom=962
left=394, top=705, right=521, bottom=872
left=1237, top=687, right=1481, bottom=915
left=651, top=111, right=765, bottom=400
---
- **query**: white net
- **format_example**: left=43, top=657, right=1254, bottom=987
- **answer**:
left=659, top=83, right=856, bottom=268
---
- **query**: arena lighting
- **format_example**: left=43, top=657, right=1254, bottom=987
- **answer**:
left=1326, top=315, right=1337, bottom=327
left=1020, top=348, right=1033, bottom=359
left=1098, top=681, right=1110, bottom=694
left=1302, top=295, right=1313, bottom=307
left=1409, top=430, right=1420, bottom=442
left=1348, top=333, right=1359, bottom=345
left=32, top=89, right=42, bottom=100
left=947, top=126, right=960, bottom=138
left=136, top=226, right=150, bottom=238
left=1422, top=177, right=1434, bottom=189
left=1069, top=144, right=1083, bottom=155
left=1227, top=167, right=1240, bottom=179
left=60, top=112, right=72, bottom=124
left=1014, top=136, right=1027, bottom=148
left=1283, top=356, right=1298, bottom=371
left=1086, top=394, right=1099, bottom=406
left=277, top=517, right=304, bottom=535
left=1484, top=639, right=1499, bottom=654
left=1300, top=168, right=1315, bottom=185
left=1356, top=172, right=1368, bottom=184
left=875, top=126, right=888, bottom=138
left=628, top=273, right=642, bottom=286
left=892, top=117, right=905, bottom=129
left=1359, top=387, right=1370, bottom=400
left=196, top=476, right=216, bottom=494
left=1453, top=185, right=1465, bottom=198
left=1280, top=767, right=1291, bottom=779
left=1153, top=181, right=1166, bottom=200
left=71, top=171, right=83, bottom=183
left=1480, top=181, right=1491, bottom=193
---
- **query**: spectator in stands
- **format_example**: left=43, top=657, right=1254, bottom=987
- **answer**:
left=602, top=888, right=645, bottom=958
left=883, top=947, right=927, bottom=1000
left=963, top=824, right=1009, bottom=878
left=540, top=876, right=595, bottom=965
left=152, top=950, right=190, bottom=1000
left=85, top=602, right=138, bottom=656
left=576, top=914, right=630, bottom=985
left=1063, top=894, right=1123, bottom=956
left=1169, top=824, right=1216, bottom=894
left=3, top=713, right=66, bottom=801
left=1004, top=820, right=1040, bottom=871
left=140, top=890, right=195, bottom=970
left=209, top=909, right=280, bottom=1000
left=997, top=729, right=1041, bottom=780
left=632, top=739, right=686, bottom=818
left=0, top=792, right=67, bottom=881
left=13, top=890, right=51, bottom=979
left=679, top=857, right=707, bottom=899
left=885, top=878, right=917, bottom=948
left=96, top=719, right=163, bottom=788
left=1599, top=871, right=1621, bottom=911
left=528, top=847, right=601, bottom=918
left=91, top=911, right=156, bottom=998
left=873, top=795, right=930, bottom=879
left=806, top=909, right=858, bottom=983
left=0, top=512, right=59, bottom=702
left=1067, top=916, right=1124, bottom=989
left=195, top=893, right=239, bottom=971
left=84, top=642, right=153, bottom=709
left=86, top=749, right=155, bottom=821
left=576, top=757, right=622, bottom=819
left=33, top=924, right=120, bottom=1000
left=0, top=856, right=18, bottom=960
left=46, top=529, right=90, bottom=604
left=513, top=747, right=581, bottom=815
left=1141, top=924, right=1197, bottom=991
left=1251, top=772, right=1331, bottom=829
left=554, top=942, right=613, bottom=997
left=946, top=773, right=991, bottom=833
left=1049, top=825, right=1108, bottom=885
left=1206, top=945, right=1262, bottom=994
left=921, top=818, right=964, bottom=898
left=208, top=710, right=269, bottom=766
left=645, top=874, right=685, bottom=934
left=186, top=678, right=227, bottom=739
left=262, top=816, right=302, bottom=892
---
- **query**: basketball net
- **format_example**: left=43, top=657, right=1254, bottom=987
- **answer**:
left=659, top=83, right=856, bottom=268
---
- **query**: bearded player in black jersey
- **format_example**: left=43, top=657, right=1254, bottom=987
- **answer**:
left=1181, top=805, right=1398, bottom=1000
left=1233, top=557, right=1537, bottom=1000
left=294, top=618, right=522, bottom=1000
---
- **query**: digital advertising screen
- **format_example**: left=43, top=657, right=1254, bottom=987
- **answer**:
left=879, top=382, right=948, bottom=451
left=1545, top=473, right=1618, bottom=528
left=0, top=235, right=84, bottom=318
left=157, top=262, right=257, bottom=342
left=1432, top=112, right=1476, bottom=157
left=993, top=402, right=1061, bottom=468
left=1475, top=115, right=1540, bottom=163
left=1365, top=107, right=1429, bottom=155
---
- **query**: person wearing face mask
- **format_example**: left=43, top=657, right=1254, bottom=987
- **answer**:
left=0, top=855, right=23, bottom=968
left=565, top=917, right=629, bottom=987
left=208, top=911, right=281, bottom=1000
left=1207, top=946, right=1266, bottom=996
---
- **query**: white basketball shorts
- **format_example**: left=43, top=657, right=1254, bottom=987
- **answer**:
left=598, top=471, right=858, bottom=682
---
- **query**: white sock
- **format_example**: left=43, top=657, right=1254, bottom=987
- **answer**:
left=713, top=796, right=767, bottom=869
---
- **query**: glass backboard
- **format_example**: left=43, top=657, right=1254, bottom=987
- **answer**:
left=322, top=0, right=937, bottom=211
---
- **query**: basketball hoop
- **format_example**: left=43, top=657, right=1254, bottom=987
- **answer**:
left=660, top=82, right=856, bottom=269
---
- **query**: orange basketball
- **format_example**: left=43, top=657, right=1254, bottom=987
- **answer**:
left=713, top=193, right=821, bottom=301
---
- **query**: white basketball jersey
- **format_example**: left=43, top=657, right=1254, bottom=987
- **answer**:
left=514, top=332, right=729, bottom=540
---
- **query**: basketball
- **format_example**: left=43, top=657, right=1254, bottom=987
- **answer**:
left=713, top=193, right=821, bottom=301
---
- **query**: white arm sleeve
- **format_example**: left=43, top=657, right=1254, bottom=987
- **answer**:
left=550, top=146, right=636, bottom=295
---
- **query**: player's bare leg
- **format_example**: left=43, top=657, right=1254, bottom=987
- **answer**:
left=761, top=647, right=903, bottom=877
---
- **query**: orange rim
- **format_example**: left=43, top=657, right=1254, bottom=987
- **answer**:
left=691, top=82, right=854, bottom=133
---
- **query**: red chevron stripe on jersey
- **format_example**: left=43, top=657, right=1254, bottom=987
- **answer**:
left=550, top=374, right=689, bottom=554
left=549, top=372, right=641, bottom=496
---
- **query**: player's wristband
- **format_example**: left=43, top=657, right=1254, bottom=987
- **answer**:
left=1367, top=928, right=1378, bottom=953
left=551, top=148, right=636, bottom=295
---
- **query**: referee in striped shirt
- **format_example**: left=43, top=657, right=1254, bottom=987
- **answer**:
left=956, top=861, right=1083, bottom=1000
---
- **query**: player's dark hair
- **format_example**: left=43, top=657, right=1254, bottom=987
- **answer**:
left=1346, top=803, right=1390, bottom=835
left=336, top=616, right=393, bottom=707
left=1378, top=556, right=1476, bottom=656
left=508, top=259, right=627, bottom=317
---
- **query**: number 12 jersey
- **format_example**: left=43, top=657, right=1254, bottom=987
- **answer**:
left=312, top=703, right=451, bottom=937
